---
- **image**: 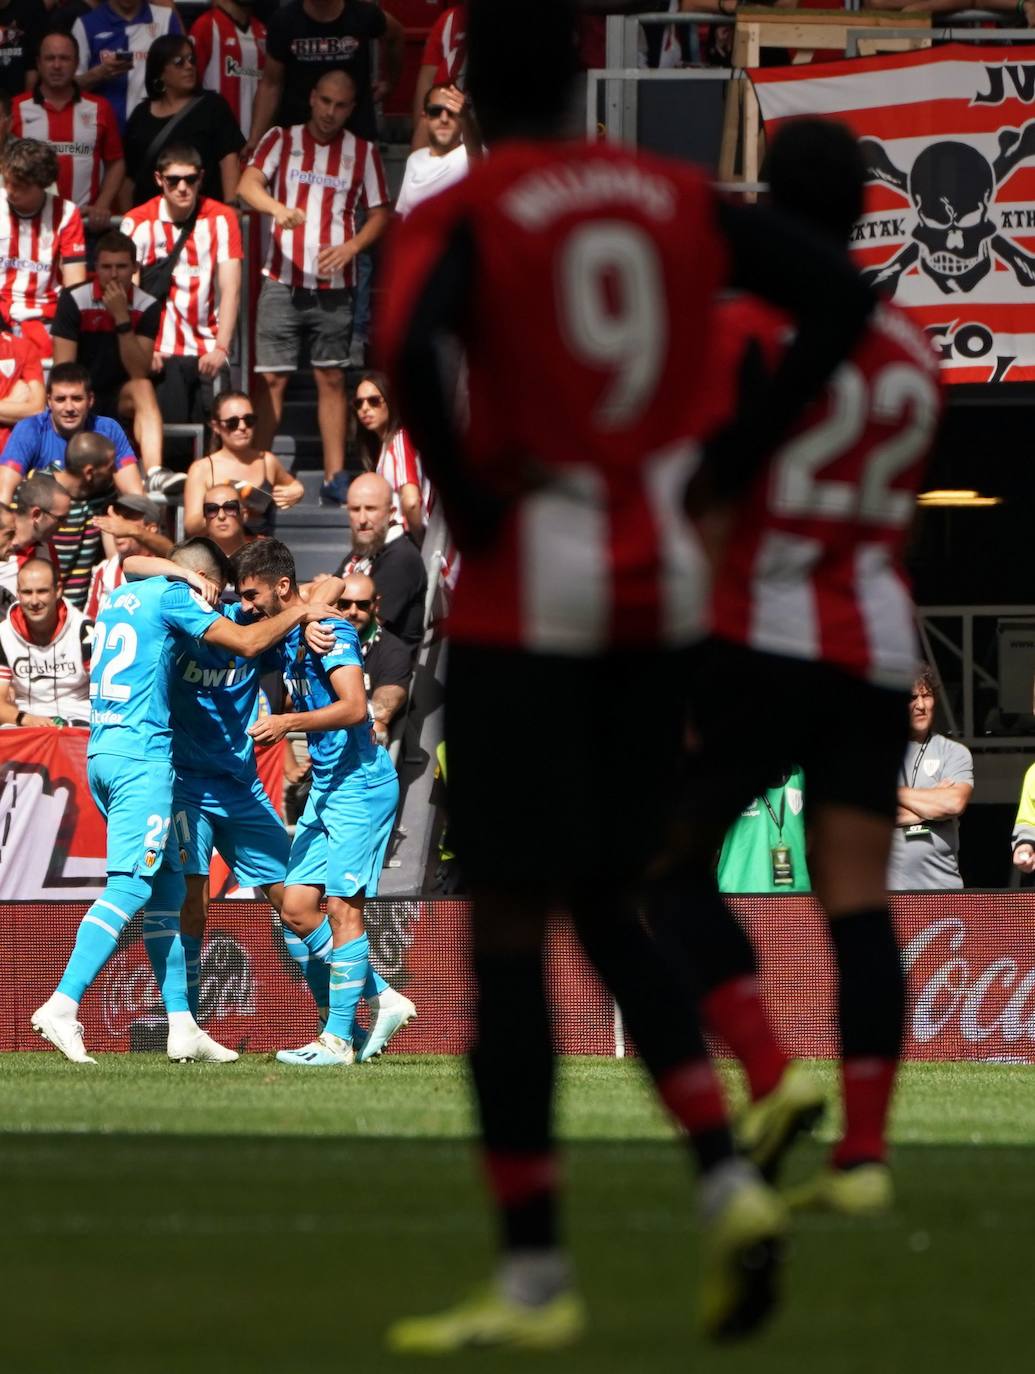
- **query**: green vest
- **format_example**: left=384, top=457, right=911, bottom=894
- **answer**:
left=717, top=768, right=811, bottom=894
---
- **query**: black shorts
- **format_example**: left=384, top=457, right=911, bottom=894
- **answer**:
left=680, top=637, right=909, bottom=842
left=445, top=643, right=694, bottom=889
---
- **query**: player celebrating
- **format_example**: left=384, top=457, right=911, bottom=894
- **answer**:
left=31, top=537, right=331, bottom=1065
left=232, top=539, right=408, bottom=1067
left=380, top=0, right=877, bottom=1352
left=123, top=539, right=415, bottom=1060
left=650, top=119, right=942, bottom=1213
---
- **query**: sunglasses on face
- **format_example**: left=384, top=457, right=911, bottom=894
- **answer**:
left=203, top=500, right=242, bottom=518
left=425, top=104, right=459, bottom=120
left=338, top=598, right=372, bottom=611
left=161, top=172, right=200, bottom=188
left=219, top=413, right=256, bottom=432
left=352, top=394, right=385, bottom=412
left=169, top=52, right=196, bottom=66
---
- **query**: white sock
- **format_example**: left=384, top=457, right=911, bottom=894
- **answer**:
left=49, top=991, right=79, bottom=1018
left=167, top=1011, right=197, bottom=1032
left=499, top=1250, right=571, bottom=1308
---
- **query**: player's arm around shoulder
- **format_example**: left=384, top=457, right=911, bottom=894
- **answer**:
left=249, top=624, right=366, bottom=745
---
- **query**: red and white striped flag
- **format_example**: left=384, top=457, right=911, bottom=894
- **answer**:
left=752, top=44, right=1035, bottom=383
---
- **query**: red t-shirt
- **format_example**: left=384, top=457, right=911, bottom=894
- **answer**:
left=706, top=296, right=942, bottom=688
left=382, top=139, right=729, bottom=654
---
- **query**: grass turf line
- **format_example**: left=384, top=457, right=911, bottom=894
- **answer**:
left=1, top=1058, right=1033, bottom=1372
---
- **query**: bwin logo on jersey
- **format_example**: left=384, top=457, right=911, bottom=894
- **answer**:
left=183, top=659, right=242, bottom=687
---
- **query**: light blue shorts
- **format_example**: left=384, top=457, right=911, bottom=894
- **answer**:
left=88, top=753, right=180, bottom=880
left=285, top=772, right=399, bottom=899
left=173, top=769, right=290, bottom=887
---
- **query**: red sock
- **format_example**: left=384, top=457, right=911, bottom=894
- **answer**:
left=833, top=1058, right=897, bottom=1167
left=657, top=1058, right=729, bottom=1135
left=702, top=975, right=787, bottom=1101
left=484, top=1150, right=558, bottom=1207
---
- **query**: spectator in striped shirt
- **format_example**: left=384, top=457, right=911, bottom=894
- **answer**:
left=84, top=489, right=169, bottom=619
left=121, top=143, right=242, bottom=427
left=190, top=0, right=266, bottom=142
left=238, top=69, right=390, bottom=508
left=0, top=138, right=88, bottom=366
left=48, top=428, right=120, bottom=610
left=353, top=370, right=430, bottom=543
left=73, top=0, right=184, bottom=133
left=11, top=31, right=125, bottom=233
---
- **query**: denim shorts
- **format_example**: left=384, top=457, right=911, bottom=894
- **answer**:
left=255, top=278, right=354, bottom=371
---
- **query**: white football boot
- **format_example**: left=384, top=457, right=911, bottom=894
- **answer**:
left=31, top=1001, right=96, bottom=1064
left=167, top=1022, right=239, bottom=1063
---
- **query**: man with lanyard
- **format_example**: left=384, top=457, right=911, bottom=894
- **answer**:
left=887, top=667, right=973, bottom=890
left=717, top=767, right=810, bottom=894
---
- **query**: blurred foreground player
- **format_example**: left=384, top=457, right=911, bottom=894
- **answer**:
left=31, top=538, right=329, bottom=1064
left=381, top=0, right=876, bottom=1352
left=650, top=119, right=942, bottom=1214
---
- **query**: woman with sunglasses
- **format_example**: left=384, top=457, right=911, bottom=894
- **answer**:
left=122, top=35, right=244, bottom=207
left=183, top=390, right=303, bottom=537
left=200, top=482, right=252, bottom=558
left=353, top=371, right=431, bottom=543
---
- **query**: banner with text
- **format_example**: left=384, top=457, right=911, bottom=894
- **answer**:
left=3, top=895, right=1035, bottom=1061
left=752, top=45, right=1035, bottom=383
left=0, top=728, right=285, bottom=900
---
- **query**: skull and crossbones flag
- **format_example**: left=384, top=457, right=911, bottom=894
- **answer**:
left=752, top=44, right=1035, bottom=383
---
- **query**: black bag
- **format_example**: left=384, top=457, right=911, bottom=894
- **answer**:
left=139, top=205, right=200, bottom=304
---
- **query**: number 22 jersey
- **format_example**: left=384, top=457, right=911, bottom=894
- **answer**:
left=88, top=577, right=219, bottom=762
left=706, top=298, right=942, bottom=689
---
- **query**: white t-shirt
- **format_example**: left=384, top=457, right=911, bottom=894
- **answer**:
left=395, top=144, right=470, bottom=219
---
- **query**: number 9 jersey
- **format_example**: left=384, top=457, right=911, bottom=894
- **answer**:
left=88, top=577, right=220, bottom=762
left=380, top=142, right=730, bottom=656
left=706, top=298, right=942, bottom=689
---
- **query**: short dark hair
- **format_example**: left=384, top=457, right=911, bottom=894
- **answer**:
left=467, top=0, right=579, bottom=145
left=156, top=142, right=203, bottom=175
left=424, top=84, right=454, bottom=111
left=95, top=229, right=136, bottom=261
left=39, top=28, right=79, bottom=62
left=47, top=361, right=93, bottom=394
left=233, top=537, right=298, bottom=591
left=763, top=118, right=865, bottom=245
left=171, top=536, right=233, bottom=587
left=145, top=34, right=194, bottom=101
left=12, top=471, right=62, bottom=514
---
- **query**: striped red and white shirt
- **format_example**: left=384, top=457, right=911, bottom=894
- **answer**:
left=0, top=331, right=41, bottom=455
left=85, top=552, right=127, bottom=621
left=11, top=91, right=123, bottom=211
left=120, top=197, right=243, bottom=357
left=191, top=7, right=266, bottom=138
left=377, top=428, right=433, bottom=530
left=708, top=299, right=942, bottom=689
left=250, top=124, right=389, bottom=291
left=0, top=192, right=86, bottom=331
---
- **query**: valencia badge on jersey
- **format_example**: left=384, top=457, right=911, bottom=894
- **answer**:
left=143, top=850, right=158, bottom=869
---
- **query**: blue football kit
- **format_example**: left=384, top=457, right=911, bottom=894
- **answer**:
left=56, top=576, right=218, bottom=1010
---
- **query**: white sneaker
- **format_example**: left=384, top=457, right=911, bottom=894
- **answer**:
left=167, top=1023, right=239, bottom=1063
left=31, top=1001, right=96, bottom=1064
left=356, top=988, right=417, bottom=1063
left=276, top=1031, right=354, bottom=1067
left=146, top=466, right=187, bottom=498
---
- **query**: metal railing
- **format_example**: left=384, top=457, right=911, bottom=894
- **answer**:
left=916, top=605, right=1035, bottom=750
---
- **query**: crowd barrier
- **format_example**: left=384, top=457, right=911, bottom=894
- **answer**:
left=2, top=895, right=1035, bottom=1060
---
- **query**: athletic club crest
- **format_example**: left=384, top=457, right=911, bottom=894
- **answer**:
left=860, top=123, right=1035, bottom=296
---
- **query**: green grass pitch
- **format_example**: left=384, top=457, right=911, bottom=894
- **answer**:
left=1, top=1056, right=1032, bottom=1373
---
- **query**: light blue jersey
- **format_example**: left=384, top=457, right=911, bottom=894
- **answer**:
left=89, top=577, right=218, bottom=763
left=281, top=619, right=396, bottom=790
left=170, top=602, right=276, bottom=782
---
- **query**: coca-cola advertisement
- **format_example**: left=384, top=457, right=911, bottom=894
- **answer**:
left=3, top=895, right=1035, bottom=1060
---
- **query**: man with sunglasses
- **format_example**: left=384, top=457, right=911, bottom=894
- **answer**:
left=396, top=83, right=470, bottom=221
left=337, top=570, right=411, bottom=746
left=0, top=472, right=70, bottom=615
left=122, top=143, right=242, bottom=428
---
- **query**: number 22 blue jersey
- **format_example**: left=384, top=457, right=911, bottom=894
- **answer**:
left=89, top=576, right=218, bottom=763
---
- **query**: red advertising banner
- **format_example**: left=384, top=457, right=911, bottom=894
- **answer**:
left=3, top=894, right=1035, bottom=1061
left=0, top=728, right=285, bottom=901
left=752, top=45, right=1035, bottom=383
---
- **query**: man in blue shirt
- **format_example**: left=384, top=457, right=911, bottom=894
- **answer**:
left=0, top=361, right=143, bottom=508
left=73, top=0, right=183, bottom=132
left=237, top=538, right=408, bottom=1067
left=32, top=536, right=329, bottom=1064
